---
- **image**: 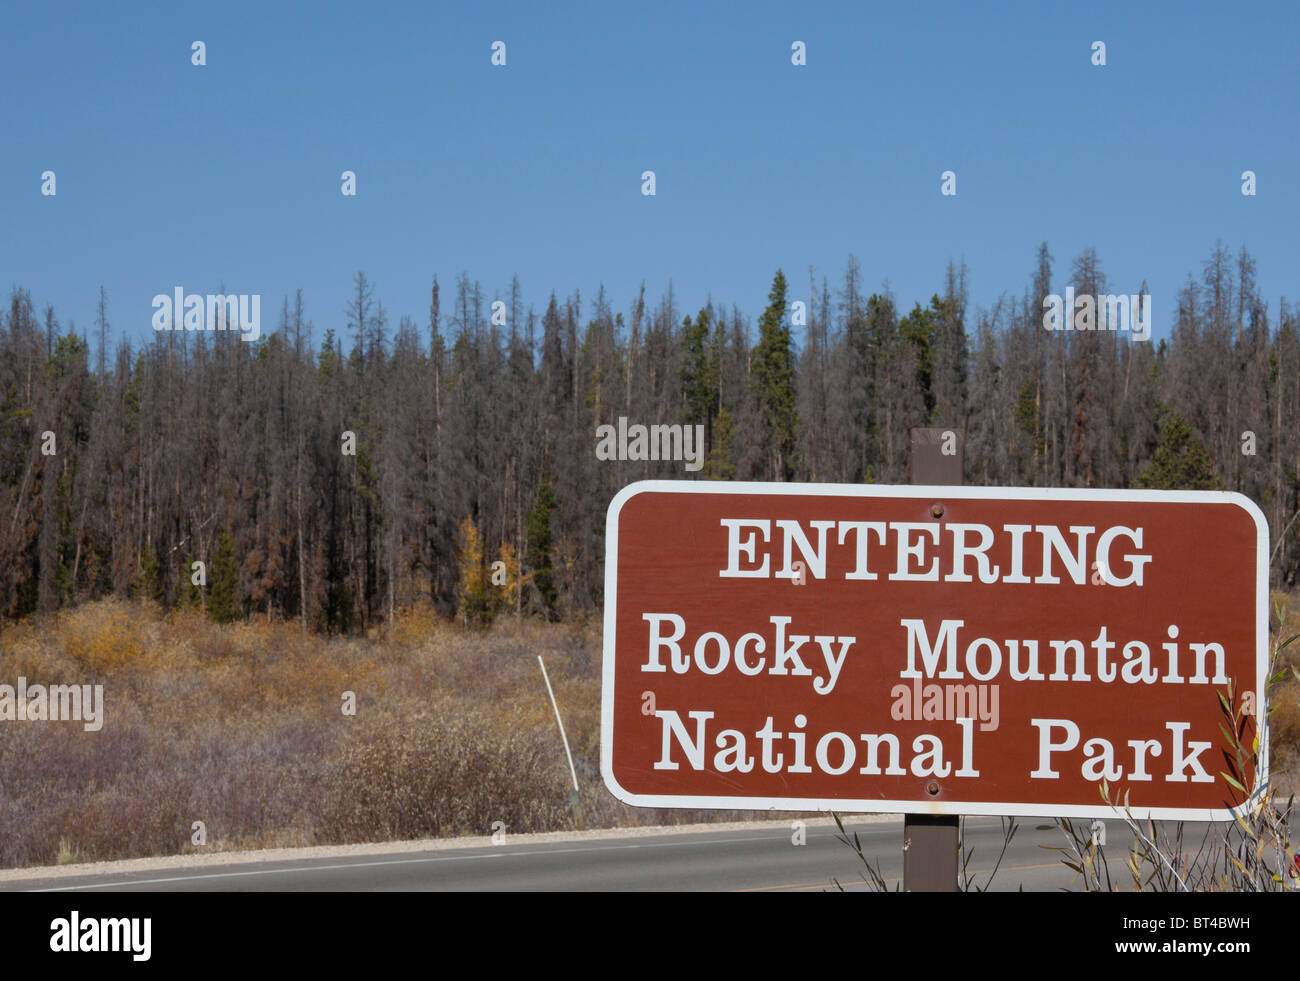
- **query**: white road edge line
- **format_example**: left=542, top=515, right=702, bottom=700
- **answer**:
left=31, top=832, right=832, bottom=891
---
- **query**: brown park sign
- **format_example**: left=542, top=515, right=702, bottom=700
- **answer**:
left=600, top=482, right=1269, bottom=821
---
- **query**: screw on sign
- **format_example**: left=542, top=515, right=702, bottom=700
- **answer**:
left=600, top=482, right=1268, bottom=822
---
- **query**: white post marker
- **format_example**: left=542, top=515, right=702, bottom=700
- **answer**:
left=538, top=655, right=580, bottom=793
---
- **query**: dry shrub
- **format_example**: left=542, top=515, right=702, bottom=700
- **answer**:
left=317, top=701, right=572, bottom=842
left=60, top=598, right=148, bottom=673
left=384, top=604, right=442, bottom=651
left=0, top=598, right=785, bottom=870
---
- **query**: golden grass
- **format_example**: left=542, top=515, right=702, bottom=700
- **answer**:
left=0, top=599, right=777, bottom=870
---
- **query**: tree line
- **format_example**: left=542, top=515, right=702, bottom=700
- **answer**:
left=1, top=240, right=1296, bottom=631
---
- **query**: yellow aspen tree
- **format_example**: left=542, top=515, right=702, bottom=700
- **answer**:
left=455, top=517, right=492, bottom=627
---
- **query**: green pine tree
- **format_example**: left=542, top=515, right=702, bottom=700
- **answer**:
left=704, top=407, right=736, bottom=479
left=526, top=479, right=558, bottom=618
left=752, top=270, right=797, bottom=479
left=1014, top=378, right=1043, bottom=477
left=681, top=308, right=718, bottom=438
left=1137, top=411, right=1219, bottom=490
left=317, top=328, right=339, bottom=380
left=899, top=297, right=945, bottom=420
left=181, top=553, right=204, bottom=609
left=208, top=530, right=242, bottom=624
left=138, top=541, right=164, bottom=608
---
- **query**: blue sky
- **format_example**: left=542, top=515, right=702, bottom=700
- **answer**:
left=4, top=0, right=1296, bottom=348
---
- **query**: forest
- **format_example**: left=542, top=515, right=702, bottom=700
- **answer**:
left=1, top=240, right=1295, bottom=632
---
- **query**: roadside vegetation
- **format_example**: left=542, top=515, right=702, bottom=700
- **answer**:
left=2, top=591, right=1295, bottom=875
left=0, top=598, right=794, bottom=870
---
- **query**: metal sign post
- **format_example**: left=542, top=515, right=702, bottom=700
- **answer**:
left=905, top=428, right=963, bottom=892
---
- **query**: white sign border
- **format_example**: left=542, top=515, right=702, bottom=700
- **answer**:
left=600, top=480, right=1270, bottom=823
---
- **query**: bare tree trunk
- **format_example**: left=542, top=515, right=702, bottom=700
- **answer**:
left=297, top=480, right=308, bottom=633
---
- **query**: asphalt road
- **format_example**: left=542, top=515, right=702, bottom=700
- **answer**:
left=0, top=816, right=1195, bottom=892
